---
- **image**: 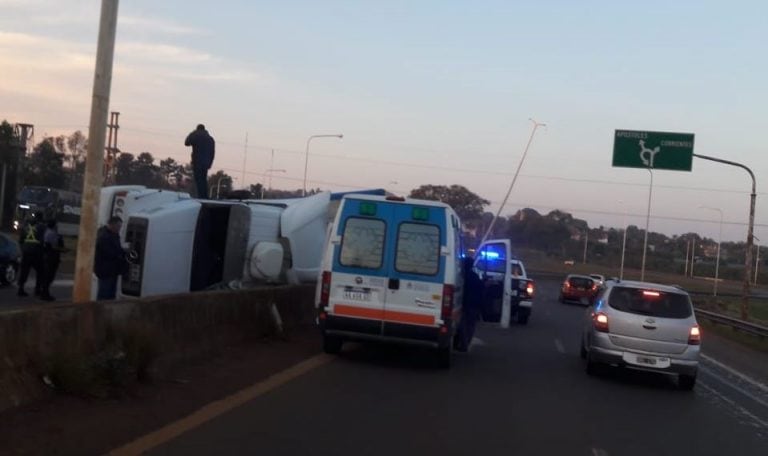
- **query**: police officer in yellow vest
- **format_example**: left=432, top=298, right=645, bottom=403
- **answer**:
left=17, top=211, right=46, bottom=297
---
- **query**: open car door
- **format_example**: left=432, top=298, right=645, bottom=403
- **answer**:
left=474, top=239, right=513, bottom=328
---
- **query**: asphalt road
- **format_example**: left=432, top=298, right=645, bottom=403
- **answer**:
left=145, top=278, right=768, bottom=456
left=0, top=273, right=73, bottom=308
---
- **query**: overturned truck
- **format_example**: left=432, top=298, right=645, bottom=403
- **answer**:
left=98, top=186, right=383, bottom=298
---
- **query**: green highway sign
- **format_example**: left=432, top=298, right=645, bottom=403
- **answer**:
left=612, top=130, right=695, bottom=171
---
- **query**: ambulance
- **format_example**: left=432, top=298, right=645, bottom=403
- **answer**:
left=316, top=195, right=465, bottom=368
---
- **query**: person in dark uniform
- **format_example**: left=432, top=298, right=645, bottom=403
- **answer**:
left=455, top=256, right=485, bottom=352
left=95, top=216, right=127, bottom=300
left=17, top=211, right=46, bottom=297
left=40, top=219, right=66, bottom=301
left=184, top=124, right=216, bottom=199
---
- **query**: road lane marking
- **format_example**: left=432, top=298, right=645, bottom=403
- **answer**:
left=591, top=447, right=609, bottom=456
left=700, top=367, right=768, bottom=410
left=108, top=353, right=333, bottom=456
left=699, top=381, right=768, bottom=430
left=471, top=337, right=486, bottom=346
left=554, top=339, right=565, bottom=354
left=701, top=354, right=768, bottom=394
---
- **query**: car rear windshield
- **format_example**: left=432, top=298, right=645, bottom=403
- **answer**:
left=395, top=223, right=440, bottom=275
left=568, top=277, right=594, bottom=288
left=608, top=286, right=693, bottom=319
left=339, top=217, right=386, bottom=269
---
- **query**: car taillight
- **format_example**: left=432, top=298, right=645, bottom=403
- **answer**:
left=319, top=271, right=331, bottom=308
left=593, top=312, right=609, bottom=333
left=688, top=325, right=701, bottom=345
left=563, top=281, right=571, bottom=290
left=441, top=284, right=455, bottom=319
left=525, top=281, right=535, bottom=296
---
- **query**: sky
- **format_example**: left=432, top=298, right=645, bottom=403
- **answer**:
left=1, top=0, right=767, bottom=243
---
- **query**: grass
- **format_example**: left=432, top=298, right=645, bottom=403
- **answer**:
left=520, top=247, right=762, bottom=297
left=699, top=320, right=768, bottom=353
left=692, top=295, right=768, bottom=324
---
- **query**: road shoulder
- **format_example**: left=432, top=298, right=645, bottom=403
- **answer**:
left=0, top=328, right=321, bottom=456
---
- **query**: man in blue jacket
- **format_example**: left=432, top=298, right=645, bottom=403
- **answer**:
left=184, top=124, right=216, bottom=199
left=94, top=216, right=127, bottom=300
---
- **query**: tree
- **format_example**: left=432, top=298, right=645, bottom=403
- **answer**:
left=159, top=157, right=188, bottom=190
left=24, top=137, right=66, bottom=189
left=207, top=170, right=233, bottom=199
left=408, top=184, right=490, bottom=221
left=115, top=152, right=136, bottom=185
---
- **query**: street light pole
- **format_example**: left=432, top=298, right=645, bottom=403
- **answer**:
left=754, top=235, right=761, bottom=285
left=303, top=134, right=343, bottom=197
left=480, top=119, right=546, bottom=247
left=640, top=168, right=653, bottom=282
left=693, top=153, right=756, bottom=320
left=582, top=229, right=589, bottom=264
left=700, top=206, right=723, bottom=296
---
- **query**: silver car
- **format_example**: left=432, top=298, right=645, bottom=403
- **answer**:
left=580, top=280, right=701, bottom=390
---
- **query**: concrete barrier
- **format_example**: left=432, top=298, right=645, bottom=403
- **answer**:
left=0, top=285, right=317, bottom=413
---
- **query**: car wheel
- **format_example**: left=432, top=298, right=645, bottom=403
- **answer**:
left=580, top=339, right=587, bottom=359
left=558, top=294, right=564, bottom=303
left=322, top=334, right=343, bottom=355
left=1, top=263, right=17, bottom=286
left=679, top=374, right=697, bottom=391
left=517, top=310, right=530, bottom=325
left=437, top=344, right=452, bottom=369
left=585, top=351, right=600, bottom=376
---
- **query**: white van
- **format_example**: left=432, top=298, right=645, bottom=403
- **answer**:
left=316, top=195, right=465, bottom=367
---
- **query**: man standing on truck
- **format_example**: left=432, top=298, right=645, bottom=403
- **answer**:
left=184, top=124, right=216, bottom=199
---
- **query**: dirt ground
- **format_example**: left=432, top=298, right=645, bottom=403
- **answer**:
left=0, top=329, right=321, bottom=456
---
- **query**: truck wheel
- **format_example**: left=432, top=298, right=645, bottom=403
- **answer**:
left=323, top=335, right=343, bottom=354
left=437, top=345, right=452, bottom=369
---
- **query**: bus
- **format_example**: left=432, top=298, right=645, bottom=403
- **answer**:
left=13, top=186, right=82, bottom=236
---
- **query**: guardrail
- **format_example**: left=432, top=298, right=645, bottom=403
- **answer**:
left=694, top=308, right=768, bottom=338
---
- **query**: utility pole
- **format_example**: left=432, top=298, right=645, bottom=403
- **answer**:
left=1, top=124, right=33, bottom=229
left=241, top=132, right=248, bottom=188
left=684, top=239, right=690, bottom=277
left=104, top=111, right=120, bottom=184
left=640, top=168, right=654, bottom=281
left=582, top=229, right=589, bottom=264
left=73, top=0, right=119, bottom=303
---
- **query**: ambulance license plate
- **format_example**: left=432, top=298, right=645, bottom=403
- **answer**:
left=344, top=291, right=371, bottom=302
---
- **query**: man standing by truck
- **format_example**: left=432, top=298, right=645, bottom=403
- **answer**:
left=94, top=216, right=128, bottom=300
left=184, top=124, right=215, bottom=199
left=17, top=212, right=46, bottom=297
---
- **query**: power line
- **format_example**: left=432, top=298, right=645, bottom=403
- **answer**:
left=38, top=124, right=768, bottom=197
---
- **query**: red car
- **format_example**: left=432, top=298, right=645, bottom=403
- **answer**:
left=559, top=274, right=599, bottom=305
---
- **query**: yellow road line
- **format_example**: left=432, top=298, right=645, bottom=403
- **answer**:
left=109, top=354, right=333, bottom=455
